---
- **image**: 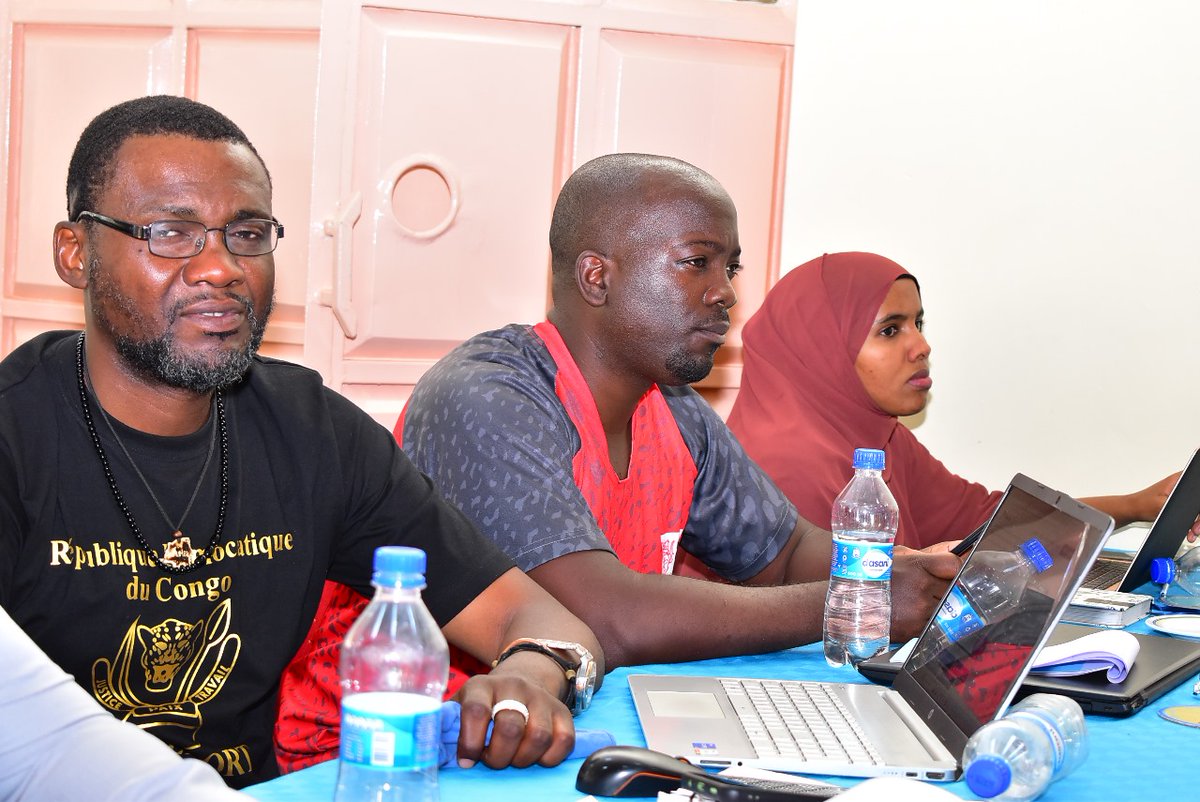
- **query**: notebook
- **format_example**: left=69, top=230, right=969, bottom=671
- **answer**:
left=1080, top=447, right=1200, bottom=592
left=628, top=474, right=1113, bottom=782
left=857, top=622, right=1200, bottom=716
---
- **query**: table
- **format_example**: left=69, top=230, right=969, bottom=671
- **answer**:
left=246, top=617, right=1199, bottom=802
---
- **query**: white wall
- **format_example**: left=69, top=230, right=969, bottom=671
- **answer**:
left=782, top=1, right=1200, bottom=503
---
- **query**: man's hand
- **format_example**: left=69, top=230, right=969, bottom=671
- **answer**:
left=889, top=544, right=962, bottom=641
left=450, top=653, right=575, bottom=769
left=441, top=566, right=602, bottom=768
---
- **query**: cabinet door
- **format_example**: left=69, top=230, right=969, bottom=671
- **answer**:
left=307, top=0, right=793, bottom=425
left=306, top=6, right=575, bottom=420
left=0, top=0, right=319, bottom=360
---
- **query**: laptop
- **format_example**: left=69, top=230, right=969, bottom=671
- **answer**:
left=628, top=474, right=1113, bottom=781
left=857, top=621, right=1200, bottom=716
left=1080, top=447, right=1200, bottom=592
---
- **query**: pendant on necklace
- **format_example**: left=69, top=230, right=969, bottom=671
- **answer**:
left=162, top=531, right=202, bottom=569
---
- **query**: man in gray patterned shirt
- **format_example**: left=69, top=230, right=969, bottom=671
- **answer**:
left=400, top=154, right=962, bottom=669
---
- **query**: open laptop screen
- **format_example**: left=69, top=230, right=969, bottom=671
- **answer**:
left=897, top=476, right=1111, bottom=749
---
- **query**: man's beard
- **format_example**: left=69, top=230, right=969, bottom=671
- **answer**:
left=663, top=310, right=728, bottom=385
left=665, top=344, right=717, bottom=385
left=87, top=253, right=272, bottom=393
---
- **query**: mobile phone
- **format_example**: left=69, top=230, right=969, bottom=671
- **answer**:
left=950, top=523, right=986, bottom=557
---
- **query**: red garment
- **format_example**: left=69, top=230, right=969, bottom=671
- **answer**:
left=275, top=319, right=707, bottom=772
left=945, top=642, right=1033, bottom=721
left=532, top=321, right=698, bottom=574
left=274, top=581, right=362, bottom=773
left=276, top=587, right=483, bottom=776
left=274, top=581, right=476, bottom=774
left=726, top=252, right=999, bottom=548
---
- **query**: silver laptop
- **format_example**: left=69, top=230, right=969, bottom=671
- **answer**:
left=629, top=474, right=1113, bottom=782
left=1080, top=447, right=1200, bottom=592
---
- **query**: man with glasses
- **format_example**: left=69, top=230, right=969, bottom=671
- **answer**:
left=73, top=212, right=284, bottom=261
left=0, top=95, right=602, bottom=789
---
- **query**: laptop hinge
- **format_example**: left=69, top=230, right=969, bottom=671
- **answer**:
left=882, top=690, right=956, bottom=762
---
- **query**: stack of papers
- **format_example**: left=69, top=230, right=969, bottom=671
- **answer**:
left=1029, top=629, right=1140, bottom=682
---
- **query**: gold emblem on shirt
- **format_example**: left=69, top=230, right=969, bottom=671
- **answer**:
left=91, top=598, right=247, bottom=775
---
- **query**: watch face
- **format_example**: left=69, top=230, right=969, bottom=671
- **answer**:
left=574, top=655, right=598, bottom=713
left=525, top=639, right=595, bottom=713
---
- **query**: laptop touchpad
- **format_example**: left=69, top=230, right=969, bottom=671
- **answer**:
left=647, top=690, right=725, bottom=718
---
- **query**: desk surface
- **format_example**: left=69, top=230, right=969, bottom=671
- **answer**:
left=247, top=617, right=1199, bottom=802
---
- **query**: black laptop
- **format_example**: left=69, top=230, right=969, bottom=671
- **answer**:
left=857, top=621, right=1200, bottom=716
left=1083, top=447, right=1200, bottom=592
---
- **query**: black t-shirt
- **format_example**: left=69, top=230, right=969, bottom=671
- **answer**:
left=0, top=332, right=514, bottom=788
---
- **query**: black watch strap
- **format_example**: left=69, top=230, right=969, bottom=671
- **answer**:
left=492, top=640, right=581, bottom=709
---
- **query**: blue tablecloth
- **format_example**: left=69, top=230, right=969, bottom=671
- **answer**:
left=246, top=619, right=1200, bottom=802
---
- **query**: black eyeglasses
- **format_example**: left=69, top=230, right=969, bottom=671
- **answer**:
left=76, top=211, right=284, bottom=258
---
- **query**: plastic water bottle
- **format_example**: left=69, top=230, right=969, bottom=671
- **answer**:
left=334, top=547, right=450, bottom=802
left=823, top=448, right=899, bottom=667
left=935, top=539, right=1052, bottom=644
left=962, top=693, right=1089, bottom=801
left=1150, top=547, right=1200, bottom=609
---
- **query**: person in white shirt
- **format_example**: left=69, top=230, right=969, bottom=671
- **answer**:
left=0, top=605, right=251, bottom=801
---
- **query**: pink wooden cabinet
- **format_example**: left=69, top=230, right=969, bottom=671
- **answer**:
left=0, top=0, right=794, bottom=424
left=306, top=0, right=794, bottom=424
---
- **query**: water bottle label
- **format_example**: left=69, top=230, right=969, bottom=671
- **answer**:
left=936, top=586, right=983, bottom=642
left=830, top=537, right=893, bottom=582
left=341, top=692, right=441, bottom=770
left=1011, top=709, right=1067, bottom=773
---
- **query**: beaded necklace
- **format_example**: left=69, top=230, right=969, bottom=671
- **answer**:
left=74, top=332, right=229, bottom=574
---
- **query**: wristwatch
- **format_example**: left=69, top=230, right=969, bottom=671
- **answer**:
left=493, top=638, right=597, bottom=715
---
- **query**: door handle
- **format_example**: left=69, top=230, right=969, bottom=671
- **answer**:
left=319, top=191, right=363, bottom=339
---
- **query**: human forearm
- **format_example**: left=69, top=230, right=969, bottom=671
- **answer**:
left=441, top=567, right=603, bottom=769
left=444, top=567, right=603, bottom=682
left=770, top=515, right=960, bottom=642
left=529, top=551, right=828, bottom=669
left=1081, top=470, right=1181, bottom=529
left=1080, top=495, right=1136, bottom=529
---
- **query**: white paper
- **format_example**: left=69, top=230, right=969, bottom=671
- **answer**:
left=660, top=530, right=682, bottom=574
left=1029, top=629, right=1140, bottom=682
left=890, top=629, right=1140, bottom=682
left=890, top=638, right=917, bottom=663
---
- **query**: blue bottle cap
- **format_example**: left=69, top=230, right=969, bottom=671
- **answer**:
left=1150, top=557, right=1177, bottom=585
left=964, top=754, right=1013, bottom=798
left=1019, top=538, right=1053, bottom=573
left=373, top=546, right=427, bottom=587
left=852, top=448, right=886, bottom=471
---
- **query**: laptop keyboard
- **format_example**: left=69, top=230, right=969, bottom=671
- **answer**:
left=721, top=678, right=883, bottom=765
left=1084, top=557, right=1128, bottom=589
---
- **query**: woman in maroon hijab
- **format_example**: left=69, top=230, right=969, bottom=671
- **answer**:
left=727, top=252, right=1179, bottom=549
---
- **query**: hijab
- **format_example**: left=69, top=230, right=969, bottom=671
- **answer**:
left=727, top=252, right=998, bottom=547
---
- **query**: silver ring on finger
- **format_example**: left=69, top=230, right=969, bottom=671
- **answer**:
left=490, top=698, right=530, bottom=724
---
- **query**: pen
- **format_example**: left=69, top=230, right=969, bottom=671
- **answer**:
left=951, top=524, right=987, bottom=557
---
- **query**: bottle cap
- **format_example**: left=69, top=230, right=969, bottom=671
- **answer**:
left=1150, top=557, right=1177, bottom=585
left=1019, top=538, right=1053, bottom=573
left=852, top=448, right=886, bottom=471
left=373, top=546, right=427, bottom=587
left=964, top=754, right=1013, bottom=798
